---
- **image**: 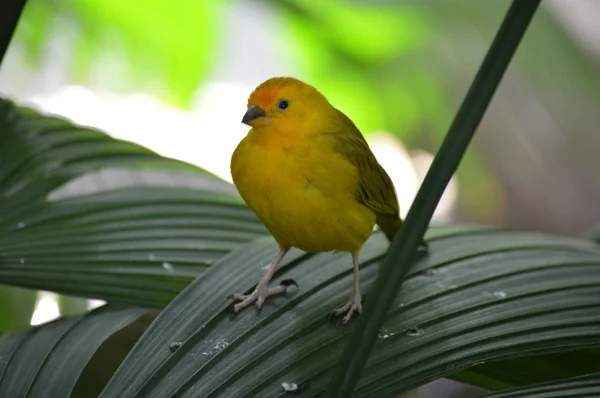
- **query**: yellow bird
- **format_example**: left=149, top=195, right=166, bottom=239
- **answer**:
left=230, top=77, right=426, bottom=323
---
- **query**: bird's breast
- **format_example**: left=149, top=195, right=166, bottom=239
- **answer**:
left=231, top=137, right=316, bottom=213
left=230, top=135, right=375, bottom=253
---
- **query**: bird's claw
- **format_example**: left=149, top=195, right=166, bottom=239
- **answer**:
left=332, top=292, right=362, bottom=324
left=230, top=280, right=297, bottom=313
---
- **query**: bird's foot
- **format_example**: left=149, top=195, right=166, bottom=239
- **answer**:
left=231, top=279, right=297, bottom=313
left=332, top=291, right=362, bottom=324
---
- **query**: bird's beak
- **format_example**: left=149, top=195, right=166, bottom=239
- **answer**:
left=242, top=104, right=266, bottom=125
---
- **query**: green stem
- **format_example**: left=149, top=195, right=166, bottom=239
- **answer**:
left=327, top=1, right=542, bottom=396
left=0, top=0, right=28, bottom=67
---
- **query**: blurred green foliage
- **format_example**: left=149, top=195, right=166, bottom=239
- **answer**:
left=8, top=0, right=600, bottom=228
left=57, top=295, right=90, bottom=317
left=276, top=0, right=432, bottom=135
left=15, top=0, right=223, bottom=106
left=0, top=286, right=37, bottom=332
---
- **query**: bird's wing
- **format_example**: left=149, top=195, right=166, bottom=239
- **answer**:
left=326, top=112, right=399, bottom=217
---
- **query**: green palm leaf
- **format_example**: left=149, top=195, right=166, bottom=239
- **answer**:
left=0, top=99, right=266, bottom=307
left=0, top=305, right=145, bottom=398
left=100, top=227, right=600, bottom=397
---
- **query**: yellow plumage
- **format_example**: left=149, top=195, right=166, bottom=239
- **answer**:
left=231, top=127, right=375, bottom=254
left=230, top=77, right=424, bottom=323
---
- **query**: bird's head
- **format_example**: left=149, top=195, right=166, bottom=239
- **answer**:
left=242, top=77, right=331, bottom=137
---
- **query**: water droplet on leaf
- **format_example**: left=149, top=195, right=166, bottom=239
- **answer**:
left=486, top=291, right=507, bottom=299
left=378, top=329, right=395, bottom=339
left=406, top=327, right=424, bottom=337
left=169, top=342, right=182, bottom=352
left=281, top=382, right=307, bottom=393
left=212, top=340, right=229, bottom=352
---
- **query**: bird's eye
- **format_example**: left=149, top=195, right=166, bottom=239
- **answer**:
left=277, top=99, right=289, bottom=110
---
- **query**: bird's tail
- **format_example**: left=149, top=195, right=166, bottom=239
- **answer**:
left=377, top=214, right=428, bottom=248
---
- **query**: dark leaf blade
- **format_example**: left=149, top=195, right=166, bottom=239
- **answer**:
left=101, top=227, right=600, bottom=397
left=0, top=328, right=33, bottom=380
left=0, top=306, right=145, bottom=398
left=480, top=373, right=600, bottom=398
left=28, top=307, right=145, bottom=398
left=0, top=186, right=266, bottom=306
left=0, top=189, right=264, bottom=307
left=0, top=99, right=267, bottom=306
left=453, top=348, right=600, bottom=391
left=0, top=318, right=80, bottom=397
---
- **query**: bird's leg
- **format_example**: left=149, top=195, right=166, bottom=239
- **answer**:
left=231, top=248, right=291, bottom=312
left=333, top=254, right=362, bottom=324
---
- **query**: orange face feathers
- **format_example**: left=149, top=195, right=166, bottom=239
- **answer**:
left=247, top=77, right=313, bottom=109
left=241, top=77, right=332, bottom=136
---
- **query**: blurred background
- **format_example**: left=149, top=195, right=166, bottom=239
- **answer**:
left=1, top=0, right=599, bottom=396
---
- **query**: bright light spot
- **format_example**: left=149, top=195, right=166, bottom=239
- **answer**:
left=30, top=291, right=60, bottom=326
left=367, top=132, right=419, bottom=219
left=367, top=133, right=458, bottom=220
left=189, top=81, right=253, bottom=182
left=87, top=299, right=106, bottom=310
left=28, top=81, right=253, bottom=183
left=162, top=262, right=175, bottom=272
left=411, top=149, right=458, bottom=222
